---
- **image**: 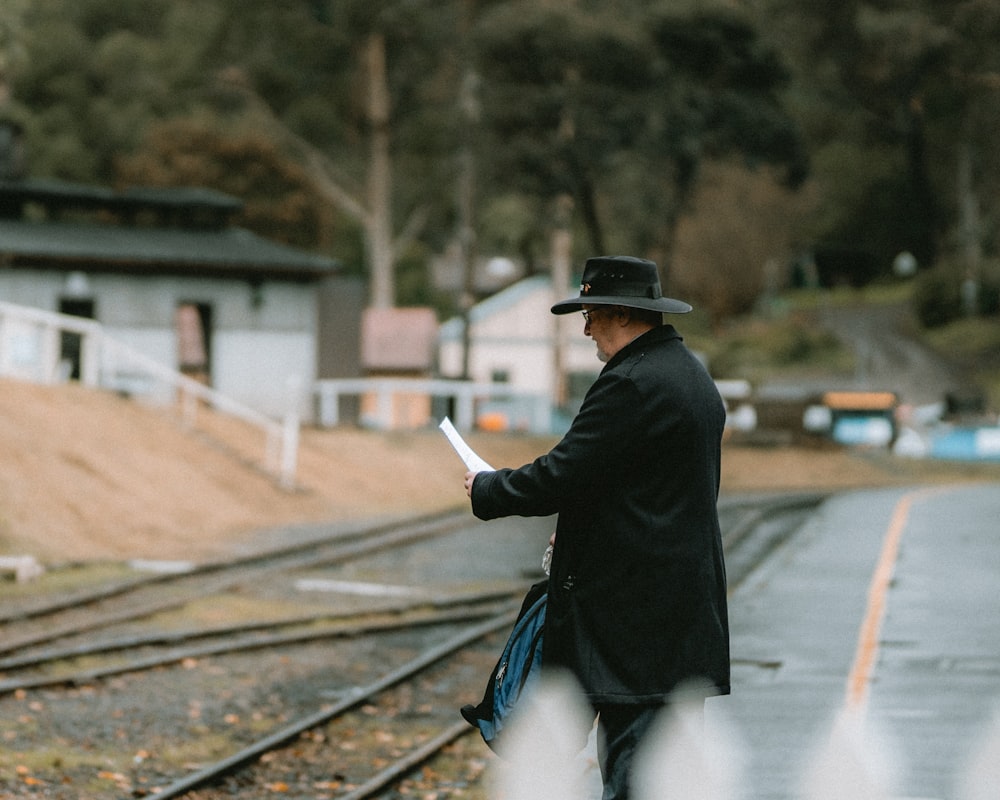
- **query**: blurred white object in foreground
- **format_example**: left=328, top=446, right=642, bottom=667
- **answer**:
left=633, top=684, right=746, bottom=800
left=493, top=671, right=594, bottom=800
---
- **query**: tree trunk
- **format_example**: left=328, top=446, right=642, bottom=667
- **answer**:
left=957, top=136, right=981, bottom=277
left=366, top=32, right=395, bottom=309
left=550, top=194, right=573, bottom=408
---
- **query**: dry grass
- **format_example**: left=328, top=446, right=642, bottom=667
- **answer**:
left=1, top=378, right=992, bottom=564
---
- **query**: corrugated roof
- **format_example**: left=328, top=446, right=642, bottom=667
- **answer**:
left=0, top=218, right=338, bottom=279
left=0, top=178, right=243, bottom=214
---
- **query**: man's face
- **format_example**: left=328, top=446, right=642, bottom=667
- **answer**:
left=582, top=305, right=618, bottom=363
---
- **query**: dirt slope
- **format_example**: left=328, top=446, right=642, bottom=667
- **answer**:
left=0, top=378, right=548, bottom=563
left=0, top=377, right=977, bottom=565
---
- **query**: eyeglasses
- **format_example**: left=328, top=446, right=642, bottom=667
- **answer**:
left=581, top=308, right=609, bottom=323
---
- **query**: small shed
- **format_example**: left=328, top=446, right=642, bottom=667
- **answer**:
left=438, top=275, right=599, bottom=429
left=0, top=176, right=341, bottom=419
left=359, top=307, right=438, bottom=428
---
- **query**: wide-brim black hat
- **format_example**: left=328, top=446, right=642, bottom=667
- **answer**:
left=550, top=255, right=692, bottom=315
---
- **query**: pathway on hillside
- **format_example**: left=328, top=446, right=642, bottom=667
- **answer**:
left=818, top=302, right=967, bottom=407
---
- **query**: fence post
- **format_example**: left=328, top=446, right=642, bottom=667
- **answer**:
left=317, top=383, right=339, bottom=427
left=80, top=326, right=100, bottom=387
left=41, top=322, right=60, bottom=384
left=375, top=379, right=393, bottom=430
left=180, top=381, right=198, bottom=429
left=0, top=310, right=8, bottom=376
left=454, top=385, right=475, bottom=430
left=280, top=375, right=301, bottom=490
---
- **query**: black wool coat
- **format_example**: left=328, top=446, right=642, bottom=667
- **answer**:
left=471, top=324, right=730, bottom=704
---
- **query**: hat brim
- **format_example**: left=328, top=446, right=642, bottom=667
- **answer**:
left=550, top=295, right=692, bottom=315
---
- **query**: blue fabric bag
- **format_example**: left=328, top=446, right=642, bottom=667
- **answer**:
left=461, top=580, right=546, bottom=752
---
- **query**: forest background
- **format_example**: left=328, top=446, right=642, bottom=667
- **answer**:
left=1, top=0, right=999, bottom=332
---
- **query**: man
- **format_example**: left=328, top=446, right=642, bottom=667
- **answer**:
left=463, top=255, right=729, bottom=800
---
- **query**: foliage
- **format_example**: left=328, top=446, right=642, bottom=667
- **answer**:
left=3, top=0, right=1000, bottom=315
left=920, top=303, right=1000, bottom=410
left=115, top=118, right=341, bottom=251
left=671, top=159, right=817, bottom=324
left=923, top=314, right=1000, bottom=363
left=705, top=314, right=852, bottom=382
left=472, top=1, right=807, bottom=267
left=913, top=258, right=1000, bottom=328
left=10, top=0, right=198, bottom=178
left=757, top=0, right=1000, bottom=283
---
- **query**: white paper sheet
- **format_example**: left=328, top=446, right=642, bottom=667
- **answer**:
left=438, top=417, right=494, bottom=472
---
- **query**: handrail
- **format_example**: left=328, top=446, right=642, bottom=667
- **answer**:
left=314, top=376, right=551, bottom=433
left=0, top=300, right=297, bottom=488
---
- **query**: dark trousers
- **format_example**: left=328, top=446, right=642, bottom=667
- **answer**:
left=594, top=700, right=705, bottom=800
left=594, top=703, right=664, bottom=800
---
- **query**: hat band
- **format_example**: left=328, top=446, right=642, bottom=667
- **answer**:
left=582, top=280, right=661, bottom=300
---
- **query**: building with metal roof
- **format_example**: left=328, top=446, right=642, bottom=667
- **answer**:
left=0, top=171, right=347, bottom=420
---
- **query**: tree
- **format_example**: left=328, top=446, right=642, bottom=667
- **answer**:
left=203, top=0, right=467, bottom=309
left=10, top=0, right=189, bottom=180
left=927, top=1, right=1000, bottom=277
left=15, top=0, right=1000, bottom=324
left=472, top=1, right=807, bottom=286
left=756, top=0, right=1000, bottom=283
left=672, top=159, right=817, bottom=325
left=115, top=118, right=336, bottom=251
left=11, top=0, right=462, bottom=310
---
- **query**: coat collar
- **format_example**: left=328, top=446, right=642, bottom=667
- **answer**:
left=602, top=324, right=682, bottom=371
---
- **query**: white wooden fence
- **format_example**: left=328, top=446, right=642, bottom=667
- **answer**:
left=314, top=377, right=552, bottom=433
left=494, top=675, right=1000, bottom=800
left=0, top=301, right=298, bottom=488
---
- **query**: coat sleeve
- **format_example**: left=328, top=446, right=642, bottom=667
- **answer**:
left=471, top=371, right=642, bottom=521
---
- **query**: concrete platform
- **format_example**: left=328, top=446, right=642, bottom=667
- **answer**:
left=711, top=483, right=1000, bottom=799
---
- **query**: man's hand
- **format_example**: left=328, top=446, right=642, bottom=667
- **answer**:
left=464, top=471, right=479, bottom=498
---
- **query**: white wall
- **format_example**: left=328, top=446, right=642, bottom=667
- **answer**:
left=0, top=268, right=320, bottom=419
left=215, top=330, right=316, bottom=418
left=439, top=277, right=600, bottom=403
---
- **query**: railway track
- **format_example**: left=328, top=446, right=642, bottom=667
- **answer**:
left=0, top=594, right=519, bottom=696
left=0, top=493, right=825, bottom=799
left=143, top=610, right=521, bottom=800
left=0, top=509, right=472, bottom=654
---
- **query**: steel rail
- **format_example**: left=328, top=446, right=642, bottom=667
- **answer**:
left=178, top=494, right=826, bottom=800
left=174, top=496, right=827, bottom=800
left=141, top=605, right=520, bottom=800
left=0, top=508, right=468, bottom=625
left=0, top=584, right=522, bottom=672
left=0, top=600, right=514, bottom=696
left=335, top=720, right=474, bottom=800
left=0, top=510, right=472, bottom=656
